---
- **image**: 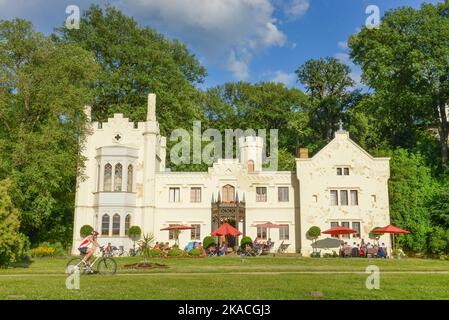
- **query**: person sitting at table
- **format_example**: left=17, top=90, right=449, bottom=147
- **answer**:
left=253, top=237, right=259, bottom=249
left=219, top=243, right=227, bottom=256
left=153, top=242, right=160, bottom=250
left=162, top=242, right=170, bottom=253
left=266, top=238, right=273, bottom=250
left=351, top=242, right=359, bottom=257
left=208, top=245, right=217, bottom=256
left=197, top=242, right=207, bottom=257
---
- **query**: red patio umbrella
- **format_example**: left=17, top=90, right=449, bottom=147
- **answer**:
left=211, top=223, right=242, bottom=236
left=160, top=225, right=195, bottom=231
left=322, top=226, right=357, bottom=235
left=251, top=222, right=280, bottom=239
left=372, top=225, right=410, bottom=255
left=160, top=225, right=194, bottom=247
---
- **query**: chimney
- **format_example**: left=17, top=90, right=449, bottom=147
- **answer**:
left=147, top=93, right=156, bottom=121
left=298, top=148, right=309, bottom=159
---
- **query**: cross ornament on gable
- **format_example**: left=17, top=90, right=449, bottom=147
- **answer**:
left=338, top=120, right=344, bottom=131
left=114, top=134, right=122, bottom=141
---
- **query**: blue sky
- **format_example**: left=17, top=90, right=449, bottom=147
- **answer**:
left=0, top=0, right=441, bottom=89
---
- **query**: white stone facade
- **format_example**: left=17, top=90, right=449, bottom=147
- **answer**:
left=72, top=94, right=392, bottom=255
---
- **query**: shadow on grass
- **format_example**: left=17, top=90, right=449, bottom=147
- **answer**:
left=10, top=258, right=34, bottom=268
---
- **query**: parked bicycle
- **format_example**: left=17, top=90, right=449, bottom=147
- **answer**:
left=66, top=246, right=117, bottom=275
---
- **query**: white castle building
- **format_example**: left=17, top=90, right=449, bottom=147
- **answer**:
left=72, top=94, right=392, bottom=255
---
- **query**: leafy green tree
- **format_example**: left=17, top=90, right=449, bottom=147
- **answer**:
left=57, top=5, right=206, bottom=137
left=0, top=19, right=99, bottom=246
left=295, top=57, right=354, bottom=142
left=349, top=2, right=449, bottom=164
left=0, top=179, right=24, bottom=266
left=203, top=81, right=307, bottom=169
left=388, top=149, right=437, bottom=252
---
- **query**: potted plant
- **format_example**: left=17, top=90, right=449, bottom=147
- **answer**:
left=80, top=225, right=93, bottom=238
left=128, top=226, right=142, bottom=255
left=307, top=226, right=321, bottom=258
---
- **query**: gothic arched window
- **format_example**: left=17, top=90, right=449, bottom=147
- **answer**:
left=222, top=184, right=235, bottom=203
left=247, top=160, right=255, bottom=173
left=112, top=214, right=120, bottom=235
left=125, top=214, right=131, bottom=235
left=127, top=164, right=133, bottom=192
left=114, top=163, right=122, bottom=191
left=104, top=164, right=112, bottom=192
left=101, top=214, right=110, bottom=235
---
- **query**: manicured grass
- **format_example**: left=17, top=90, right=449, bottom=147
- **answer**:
left=1, top=256, right=449, bottom=299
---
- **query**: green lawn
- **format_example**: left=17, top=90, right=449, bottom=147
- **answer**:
left=1, top=256, right=449, bottom=299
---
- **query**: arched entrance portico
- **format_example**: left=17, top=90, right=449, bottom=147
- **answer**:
left=211, top=185, right=246, bottom=249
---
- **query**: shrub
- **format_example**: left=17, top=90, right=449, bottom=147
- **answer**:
left=307, top=226, right=321, bottom=239
left=202, top=236, right=215, bottom=249
left=128, top=226, right=142, bottom=241
left=80, top=225, right=93, bottom=238
left=240, top=236, right=252, bottom=248
left=39, top=242, right=66, bottom=257
left=188, top=248, right=202, bottom=257
left=30, top=246, right=56, bottom=258
left=0, top=179, right=24, bottom=266
left=147, top=249, right=163, bottom=258
left=167, top=248, right=184, bottom=257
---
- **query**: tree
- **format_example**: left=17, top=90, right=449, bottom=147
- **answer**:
left=0, top=19, right=99, bottom=247
left=349, top=2, right=449, bottom=164
left=203, top=81, right=307, bottom=169
left=57, top=5, right=206, bottom=138
left=295, top=57, right=355, bottom=142
left=0, top=179, right=24, bottom=266
left=128, top=226, right=142, bottom=253
left=388, top=149, right=437, bottom=252
left=80, top=225, right=93, bottom=238
left=307, top=226, right=321, bottom=254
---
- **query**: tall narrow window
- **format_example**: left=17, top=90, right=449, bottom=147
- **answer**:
left=191, top=224, right=201, bottom=240
left=352, top=222, right=361, bottom=238
left=104, top=164, right=112, bottom=192
left=169, top=187, right=180, bottom=202
left=344, top=168, right=350, bottom=175
left=127, top=164, right=133, bottom=192
left=337, top=168, right=342, bottom=176
left=222, top=185, right=235, bottom=203
left=330, top=222, right=339, bottom=238
left=112, top=214, right=120, bottom=235
left=340, top=190, right=348, bottom=206
left=114, top=163, right=122, bottom=191
left=341, top=221, right=350, bottom=238
left=169, top=224, right=176, bottom=240
left=101, top=214, right=110, bottom=236
left=247, top=160, right=255, bottom=173
left=279, top=224, right=289, bottom=240
left=257, top=226, right=267, bottom=240
left=350, top=190, right=359, bottom=206
left=256, top=187, right=267, bottom=202
left=97, top=164, right=101, bottom=192
left=278, top=187, right=289, bottom=202
left=330, top=190, right=338, bottom=206
left=125, top=214, right=131, bottom=235
left=190, top=187, right=201, bottom=202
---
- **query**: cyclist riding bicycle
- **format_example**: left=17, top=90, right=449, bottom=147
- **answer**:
left=78, top=230, right=100, bottom=268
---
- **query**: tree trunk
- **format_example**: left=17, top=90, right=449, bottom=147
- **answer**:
left=437, top=102, right=449, bottom=164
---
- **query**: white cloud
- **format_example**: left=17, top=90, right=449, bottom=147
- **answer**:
left=283, top=0, right=310, bottom=20
left=114, top=0, right=292, bottom=79
left=271, top=70, right=296, bottom=87
left=0, top=0, right=310, bottom=80
left=338, top=41, right=348, bottom=50
left=335, top=52, right=351, bottom=65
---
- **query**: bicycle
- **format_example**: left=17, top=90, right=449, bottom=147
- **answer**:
left=66, top=246, right=117, bottom=275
